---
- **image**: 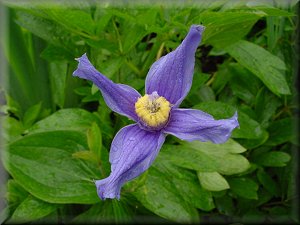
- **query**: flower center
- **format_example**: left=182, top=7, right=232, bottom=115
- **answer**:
left=135, top=92, right=171, bottom=129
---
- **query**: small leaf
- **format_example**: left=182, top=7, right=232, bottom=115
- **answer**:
left=252, top=151, right=291, bottom=167
left=228, top=177, right=259, bottom=200
left=198, top=172, right=230, bottom=192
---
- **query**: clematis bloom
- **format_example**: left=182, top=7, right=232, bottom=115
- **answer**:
left=73, top=25, right=239, bottom=200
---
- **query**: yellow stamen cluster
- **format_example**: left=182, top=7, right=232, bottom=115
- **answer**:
left=135, top=93, right=171, bottom=128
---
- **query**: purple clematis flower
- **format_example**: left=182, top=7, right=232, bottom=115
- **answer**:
left=73, top=25, right=239, bottom=200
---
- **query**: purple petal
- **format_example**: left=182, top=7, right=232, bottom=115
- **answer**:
left=145, top=25, right=205, bottom=107
left=95, top=124, right=165, bottom=200
left=73, top=53, right=141, bottom=121
left=164, top=108, right=239, bottom=144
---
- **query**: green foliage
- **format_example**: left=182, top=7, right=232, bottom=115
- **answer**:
left=225, top=40, right=290, bottom=96
left=1, top=1, right=298, bottom=224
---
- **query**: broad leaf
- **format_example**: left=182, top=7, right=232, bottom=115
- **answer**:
left=134, top=167, right=199, bottom=223
left=160, top=139, right=249, bottom=177
left=4, top=131, right=101, bottom=204
left=226, top=40, right=290, bottom=96
left=191, top=11, right=263, bottom=48
left=175, top=140, right=250, bottom=175
left=265, top=118, right=296, bottom=146
left=10, top=195, right=57, bottom=223
left=252, top=151, right=291, bottom=167
left=28, top=108, right=99, bottom=134
left=73, top=201, right=133, bottom=224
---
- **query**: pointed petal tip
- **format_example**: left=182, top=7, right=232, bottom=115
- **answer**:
left=231, top=111, right=240, bottom=128
left=74, top=53, right=87, bottom=62
left=186, top=24, right=205, bottom=42
left=95, top=178, right=121, bottom=201
left=73, top=53, right=89, bottom=77
left=191, top=24, right=205, bottom=33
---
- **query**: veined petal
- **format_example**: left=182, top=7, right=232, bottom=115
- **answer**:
left=145, top=25, right=205, bottom=107
left=95, top=124, right=165, bottom=200
left=73, top=53, right=141, bottom=121
left=164, top=108, right=239, bottom=144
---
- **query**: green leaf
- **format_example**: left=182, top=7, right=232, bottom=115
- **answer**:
left=165, top=139, right=250, bottom=175
left=265, top=118, right=296, bottom=146
left=198, top=172, right=230, bottom=192
left=28, top=108, right=99, bottom=134
left=94, top=9, right=112, bottom=35
left=225, top=40, right=290, bottom=96
left=23, top=102, right=42, bottom=128
left=155, top=151, right=215, bottom=211
left=3, top=10, right=39, bottom=113
left=251, top=6, right=295, bottom=17
left=15, top=10, right=75, bottom=50
left=48, top=62, right=68, bottom=108
left=4, top=131, right=101, bottom=204
left=122, top=23, right=148, bottom=53
left=3, top=117, right=24, bottom=142
left=215, top=195, right=235, bottom=216
left=97, top=57, right=126, bottom=79
left=229, top=63, right=262, bottom=104
left=41, top=44, right=73, bottom=61
left=6, top=179, right=28, bottom=210
left=184, top=140, right=250, bottom=175
left=165, top=144, right=217, bottom=173
left=211, top=63, right=233, bottom=95
left=132, top=149, right=211, bottom=222
left=228, top=177, right=259, bottom=200
left=255, top=88, right=281, bottom=128
left=45, top=8, right=96, bottom=35
left=72, top=150, right=98, bottom=164
left=252, top=151, right=291, bottom=167
left=257, top=168, right=280, bottom=196
left=87, top=122, right=102, bottom=162
left=191, top=11, right=263, bottom=48
left=10, top=195, right=58, bottom=223
left=73, top=201, right=132, bottom=224
left=134, top=167, right=199, bottom=223
left=194, top=101, right=267, bottom=140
